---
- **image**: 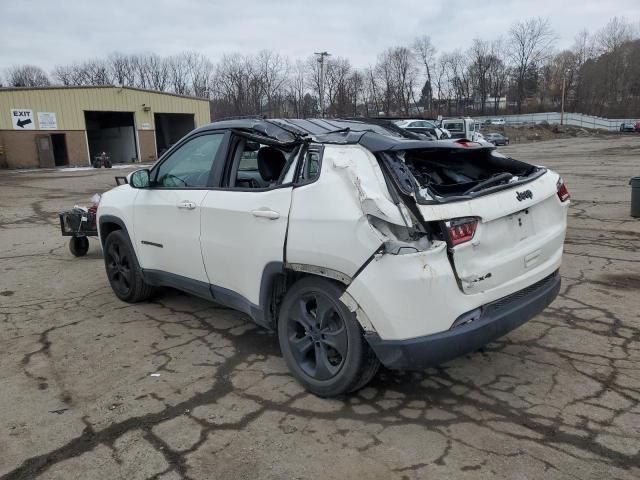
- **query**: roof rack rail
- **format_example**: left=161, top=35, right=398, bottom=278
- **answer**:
left=214, top=115, right=266, bottom=122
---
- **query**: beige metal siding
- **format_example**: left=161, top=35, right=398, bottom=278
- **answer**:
left=0, top=87, right=210, bottom=131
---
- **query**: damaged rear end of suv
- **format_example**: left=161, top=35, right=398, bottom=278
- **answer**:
left=98, top=118, right=569, bottom=397
left=349, top=136, right=569, bottom=371
left=273, top=119, right=569, bottom=395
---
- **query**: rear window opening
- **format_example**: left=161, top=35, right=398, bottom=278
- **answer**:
left=384, top=147, right=542, bottom=203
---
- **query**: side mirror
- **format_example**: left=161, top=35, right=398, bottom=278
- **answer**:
left=130, top=169, right=151, bottom=188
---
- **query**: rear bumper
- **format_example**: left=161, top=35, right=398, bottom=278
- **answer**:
left=365, top=270, right=560, bottom=370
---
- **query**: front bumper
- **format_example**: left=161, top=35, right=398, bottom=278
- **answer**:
left=365, top=270, right=560, bottom=370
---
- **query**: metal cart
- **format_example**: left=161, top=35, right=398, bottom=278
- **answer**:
left=59, top=206, right=98, bottom=256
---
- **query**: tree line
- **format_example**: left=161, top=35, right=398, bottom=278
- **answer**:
left=3, top=16, right=639, bottom=119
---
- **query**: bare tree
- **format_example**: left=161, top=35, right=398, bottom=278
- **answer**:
left=107, top=53, right=136, bottom=86
left=5, top=65, right=50, bottom=87
left=468, top=39, right=493, bottom=114
left=508, top=17, right=556, bottom=113
left=375, top=51, right=394, bottom=115
left=82, top=59, right=112, bottom=85
left=440, top=51, right=470, bottom=115
left=413, top=35, right=436, bottom=114
left=432, top=55, right=449, bottom=115
left=573, top=29, right=596, bottom=66
left=595, top=17, right=635, bottom=107
left=362, top=66, right=381, bottom=116
left=167, top=54, right=190, bottom=95
left=324, top=57, right=351, bottom=115
left=389, top=47, right=419, bottom=115
left=183, top=51, right=214, bottom=97
left=51, top=65, right=76, bottom=86
left=212, top=53, right=253, bottom=116
left=145, top=54, right=170, bottom=92
left=255, top=50, right=289, bottom=116
left=305, top=55, right=323, bottom=113
left=596, top=16, right=635, bottom=54
left=346, top=70, right=365, bottom=116
left=287, top=60, right=307, bottom=117
left=487, top=39, right=507, bottom=114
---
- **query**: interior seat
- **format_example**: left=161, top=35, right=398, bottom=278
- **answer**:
left=257, top=147, right=286, bottom=184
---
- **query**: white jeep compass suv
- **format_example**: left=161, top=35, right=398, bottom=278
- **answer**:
left=98, top=118, right=569, bottom=397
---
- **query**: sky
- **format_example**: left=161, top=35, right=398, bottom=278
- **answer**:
left=1, top=0, right=639, bottom=72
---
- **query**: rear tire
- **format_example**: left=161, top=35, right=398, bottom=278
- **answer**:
left=277, top=277, right=380, bottom=397
left=103, top=230, right=155, bottom=303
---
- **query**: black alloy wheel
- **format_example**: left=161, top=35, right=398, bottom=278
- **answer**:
left=277, top=277, right=380, bottom=397
left=286, top=291, right=348, bottom=380
left=105, top=238, right=133, bottom=297
left=103, top=230, right=155, bottom=303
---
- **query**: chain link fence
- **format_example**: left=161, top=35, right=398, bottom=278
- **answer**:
left=474, top=112, right=639, bottom=131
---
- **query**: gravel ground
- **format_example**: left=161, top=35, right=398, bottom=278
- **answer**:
left=1, top=136, right=639, bottom=480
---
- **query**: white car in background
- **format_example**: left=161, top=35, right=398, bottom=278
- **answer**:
left=394, top=119, right=451, bottom=139
left=97, top=118, right=569, bottom=397
left=440, top=117, right=493, bottom=146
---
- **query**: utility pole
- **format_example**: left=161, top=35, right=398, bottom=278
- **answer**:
left=560, top=69, right=570, bottom=126
left=314, top=51, right=331, bottom=118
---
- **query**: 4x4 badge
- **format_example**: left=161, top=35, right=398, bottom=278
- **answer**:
left=516, top=190, right=533, bottom=201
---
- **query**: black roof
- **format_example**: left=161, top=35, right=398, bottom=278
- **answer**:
left=195, top=118, right=489, bottom=153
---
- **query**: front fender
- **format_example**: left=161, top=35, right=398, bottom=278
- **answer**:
left=97, top=185, right=139, bottom=253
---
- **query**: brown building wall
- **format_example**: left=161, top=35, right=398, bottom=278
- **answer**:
left=137, top=130, right=157, bottom=162
left=64, top=132, right=89, bottom=166
left=0, top=131, right=38, bottom=168
left=0, top=130, right=89, bottom=168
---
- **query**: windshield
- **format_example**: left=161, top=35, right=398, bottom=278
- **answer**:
left=444, top=122, right=464, bottom=132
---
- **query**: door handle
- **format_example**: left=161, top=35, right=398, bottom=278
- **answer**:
left=177, top=200, right=196, bottom=210
left=251, top=208, right=280, bottom=220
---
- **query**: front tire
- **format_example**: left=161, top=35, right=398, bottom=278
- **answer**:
left=103, top=230, right=154, bottom=303
left=277, top=277, right=379, bottom=397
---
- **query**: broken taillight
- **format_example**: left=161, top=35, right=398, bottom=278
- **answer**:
left=455, top=139, right=481, bottom=148
left=556, top=177, right=570, bottom=202
left=445, top=217, right=478, bottom=246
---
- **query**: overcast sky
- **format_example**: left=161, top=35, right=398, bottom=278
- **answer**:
left=1, top=0, right=639, bottom=71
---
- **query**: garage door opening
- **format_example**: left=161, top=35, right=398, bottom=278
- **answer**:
left=154, top=113, right=195, bottom=157
left=51, top=134, right=68, bottom=166
left=85, top=111, right=138, bottom=164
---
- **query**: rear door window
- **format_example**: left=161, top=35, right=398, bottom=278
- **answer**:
left=296, top=146, right=323, bottom=184
left=226, top=137, right=297, bottom=189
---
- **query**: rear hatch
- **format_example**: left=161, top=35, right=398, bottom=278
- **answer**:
left=380, top=144, right=568, bottom=293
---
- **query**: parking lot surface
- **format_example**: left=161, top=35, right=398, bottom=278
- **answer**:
left=1, top=136, right=639, bottom=480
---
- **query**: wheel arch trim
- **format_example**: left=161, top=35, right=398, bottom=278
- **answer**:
left=98, top=215, right=131, bottom=247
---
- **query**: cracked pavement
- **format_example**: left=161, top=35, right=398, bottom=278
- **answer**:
left=1, top=136, right=639, bottom=479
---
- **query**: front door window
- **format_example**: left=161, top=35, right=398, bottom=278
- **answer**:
left=154, top=134, right=224, bottom=188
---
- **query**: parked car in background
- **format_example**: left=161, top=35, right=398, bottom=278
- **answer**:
left=485, top=118, right=506, bottom=126
left=634, top=121, right=640, bottom=132
left=394, top=119, right=451, bottom=139
left=98, top=118, right=569, bottom=397
left=485, top=133, right=510, bottom=146
left=620, top=123, right=635, bottom=132
left=441, top=118, right=483, bottom=143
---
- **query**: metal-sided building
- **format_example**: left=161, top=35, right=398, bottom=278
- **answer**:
left=0, top=86, right=210, bottom=169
